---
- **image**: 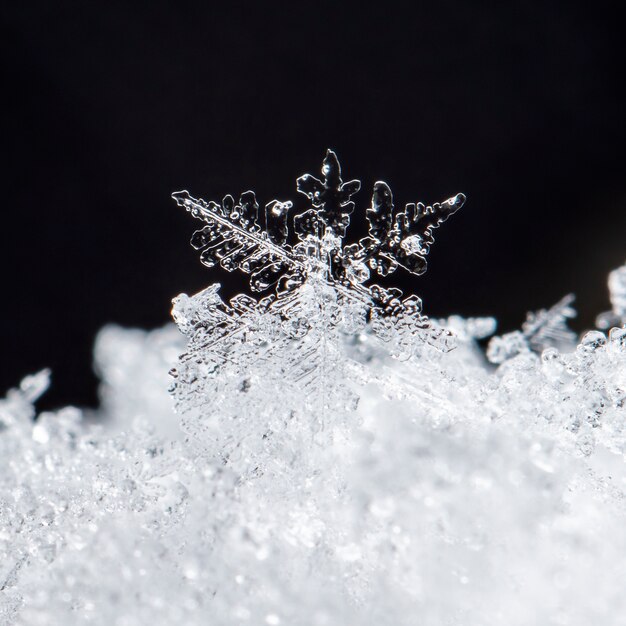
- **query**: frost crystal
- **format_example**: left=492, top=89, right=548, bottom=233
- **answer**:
left=1, top=155, right=626, bottom=626
left=597, top=261, right=626, bottom=329
left=487, top=293, right=577, bottom=363
left=173, top=150, right=464, bottom=311
left=171, top=151, right=464, bottom=425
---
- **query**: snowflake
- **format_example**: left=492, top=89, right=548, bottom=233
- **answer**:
left=487, top=294, right=577, bottom=364
left=173, top=149, right=464, bottom=313
left=170, top=151, right=465, bottom=425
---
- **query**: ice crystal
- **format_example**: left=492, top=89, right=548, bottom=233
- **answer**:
left=170, top=151, right=464, bottom=426
left=94, top=324, right=184, bottom=436
left=1, top=154, right=625, bottom=626
left=597, top=261, right=626, bottom=329
left=487, top=294, right=577, bottom=363
left=172, top=149, right=465, bottom=312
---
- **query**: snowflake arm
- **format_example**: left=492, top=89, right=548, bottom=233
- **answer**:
left=172, top=190, right=303, bottom=292
left=343, top=184, right=466, bottom=280
left=295, top=149, right=361, bottom=238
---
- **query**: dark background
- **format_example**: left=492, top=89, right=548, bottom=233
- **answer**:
left=2, top=1, right=625, bottom=409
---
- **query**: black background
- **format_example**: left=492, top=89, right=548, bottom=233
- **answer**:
left=2, top=1, right=625, bottom=409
